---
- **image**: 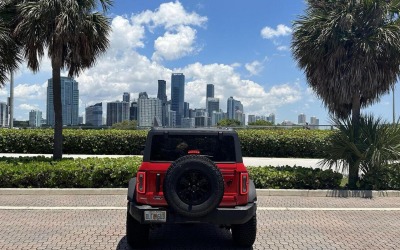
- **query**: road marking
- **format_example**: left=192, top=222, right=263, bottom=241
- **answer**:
left=258, top=207, right=400, bottom=211
left=0, top=206, right=126, bottom=210
left=0, top=206, right=400, bottom=211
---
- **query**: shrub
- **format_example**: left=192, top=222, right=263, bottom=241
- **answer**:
left=248, top=166, right=343, bottom=189
left=0, top=128, right=332, bottom=158
left=0, top=156, right=141, bottom=188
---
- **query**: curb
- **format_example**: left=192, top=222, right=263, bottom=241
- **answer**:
left=0, top=188, right=399, bottom=198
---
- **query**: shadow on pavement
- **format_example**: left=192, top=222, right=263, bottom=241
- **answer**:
left=116, top=223, right=253, bottom=250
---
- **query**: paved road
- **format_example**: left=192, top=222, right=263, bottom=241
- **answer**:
left=0, top=194, right=399, bottom=249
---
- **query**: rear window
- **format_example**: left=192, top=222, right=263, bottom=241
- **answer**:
left=150, top=134, right=236, bottom=162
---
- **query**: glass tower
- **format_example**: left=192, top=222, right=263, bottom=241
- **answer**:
left=171, top=73, right=185, bottom=126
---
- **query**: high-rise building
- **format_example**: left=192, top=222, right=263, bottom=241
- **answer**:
left=157, top=80, right=167, bottom=126
left=130, top=101, right=138, bottom=121
left=310, top=116, right=319, bottom=129
left=138, top=94, right=162, bottom=127
left=206, top=84, right=214, bottom=98
left=171, top=73, right=185, bottom=126
left=298, top=113, right=306, bottom=125
left=106, top=101, right=130, bottom=126
left=0, top=102, right=8, bottom=127
left=123, top=92, right=130, bottom=103
left=46, top=77, right=79, bottom=126
left=211, top=111, right=225, bottom=126
left=227, top=96, right=243, bottom=120
left=182, top=117, right=195, bottom=128
left=29, top=110, right=42, bottom=128
left=248, top=115, right=256, bottom=124
left=184, top=102, right=189, bottom=118
left=206, top=98, right=219, bottom=118
left=85, top=103, right=103, bottom=126
left=267, top=113, right=275, bottom=124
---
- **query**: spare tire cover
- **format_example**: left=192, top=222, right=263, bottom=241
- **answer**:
left=163, top=155, right=224, bottom=218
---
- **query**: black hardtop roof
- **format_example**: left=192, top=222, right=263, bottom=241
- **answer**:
left=149, top=127, right=237, bottom=135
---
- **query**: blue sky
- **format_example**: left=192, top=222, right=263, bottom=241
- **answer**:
left=2, top=0, right=399, bottom=124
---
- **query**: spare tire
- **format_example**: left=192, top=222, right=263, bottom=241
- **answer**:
left=163, top=155, right=224, bottom=218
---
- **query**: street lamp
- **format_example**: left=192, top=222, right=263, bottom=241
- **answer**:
left=9, top=71, right=14, bottom=128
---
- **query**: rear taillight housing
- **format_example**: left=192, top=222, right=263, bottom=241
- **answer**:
left=240, top=173, right=249, bottom=195
left=136, top=171, right=146, bottom=194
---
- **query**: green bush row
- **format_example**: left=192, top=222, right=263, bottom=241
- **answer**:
left=0, top=129, right=332, bottom=158
left=0, top=157, right=141, bottom=188
left=0, top=156, right=345, bottom=189
left=248, top=166, right=343, bottom=189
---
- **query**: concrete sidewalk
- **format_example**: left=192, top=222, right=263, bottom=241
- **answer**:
left=0, top=153, right=324, bottom=169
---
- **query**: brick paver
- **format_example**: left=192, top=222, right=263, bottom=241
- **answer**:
left=0, top=195, right=399, bottom=249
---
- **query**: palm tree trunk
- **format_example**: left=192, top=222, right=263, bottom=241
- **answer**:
left=52, top=62, right=63, bottom=160
left=348, top=93, right=361, bottom=189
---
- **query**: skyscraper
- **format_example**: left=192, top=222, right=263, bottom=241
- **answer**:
left=123, top=92, right=130, bottom=103
left=171, top=73, right=185, bottom=126
left=206, top=98, right=219, bottom=117
left=46, top=77, right=79, bottom=126
left=298, top=113, right=306, bottom=125
left=85, top=103, right=103, bottom=126
left=206, top=84, right=214, bottom=98
left=227, top=96, right=243, bottom=120
left=106, top=101, right=130, bottom=126
left=0, top=102, right=8, bottom=127
left=130, top=101, right=138, bottom=121
left=138, top=93, right=162, bottom=127
left=158, top=80, right=167, bottom=126
left=29, top=110, right=42, bottom=127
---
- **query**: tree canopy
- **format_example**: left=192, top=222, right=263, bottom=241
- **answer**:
left=292, top=0, right=400, bottom=121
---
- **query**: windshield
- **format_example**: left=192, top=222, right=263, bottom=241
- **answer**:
left=150, top=134, right=235, bottom=162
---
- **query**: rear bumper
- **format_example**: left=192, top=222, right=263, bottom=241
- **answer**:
left=128, top=200, right=257, bottom=225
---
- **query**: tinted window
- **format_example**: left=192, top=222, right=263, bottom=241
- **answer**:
left=150, top=134, right=235, bottom=162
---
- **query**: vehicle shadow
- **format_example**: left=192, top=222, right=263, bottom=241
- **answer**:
left=116, top=223, right=253, bottom=250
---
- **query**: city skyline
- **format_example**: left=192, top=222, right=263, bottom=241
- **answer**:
left=2, top=0, right=398, bottom=125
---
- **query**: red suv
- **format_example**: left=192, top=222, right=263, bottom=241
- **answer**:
left=126, top=128, right=257, bottom=248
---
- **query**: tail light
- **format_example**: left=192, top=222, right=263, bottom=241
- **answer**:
left=136, top=171, right=146, bottom=194
left=240, top=173, right=249, bottom=195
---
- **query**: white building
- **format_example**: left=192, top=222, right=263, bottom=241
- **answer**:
left=29, top=110, right=42, bottom=128
left=138, top=96, right=162, bottom=127
left=0, top=102, right=8, bottom=127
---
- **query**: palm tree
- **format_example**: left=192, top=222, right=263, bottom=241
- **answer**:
left=0, top=1, right=21, bottom=86
left=292, top=0, right=400, bottom=188
left=321, top=115, right=400, bottom=189
left=11, top=0, right=112, bottom=160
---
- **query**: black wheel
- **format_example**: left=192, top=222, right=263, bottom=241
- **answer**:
left=126, top=208, right=149, bottom=249
left=163, top=155, right=224, bottom=218
left=231, top=215, right=257, bottom=247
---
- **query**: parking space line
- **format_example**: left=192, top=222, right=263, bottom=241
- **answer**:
left=1, top=206, right=400, bottom=211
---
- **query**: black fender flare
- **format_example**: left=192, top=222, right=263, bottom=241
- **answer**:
left=248, top=180, right=257, bottom=203
left=127, top=177, right=136, bottom=201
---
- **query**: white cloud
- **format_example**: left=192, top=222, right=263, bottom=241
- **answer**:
left=261, top=24, right=292, bottom=39
left=277, top=45, right=290, bottom=51
left=130, top=1, right=207, bottom=61
left=110, top=15, right=145, bottom=52
left=152, top=26, right=198, bottom=61
left=180, top=63, right=302, bottom=115
left=14, top=83, right=47, bottom=100
left=245, top=60, right=264, bottom=76
left=18, top=103, right=40, bottom=111
left=132, top=1, right=207, bottom=30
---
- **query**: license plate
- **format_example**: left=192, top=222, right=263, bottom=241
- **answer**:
left=144, top=211, right=166, bottom=222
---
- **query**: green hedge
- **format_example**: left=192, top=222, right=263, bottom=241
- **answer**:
left=248, top=166, right=343, bottom=189
left=0, top=129, right=332, bottom=158
left=0, top=157, right=141, bottom=188
left=238, top=129, right=331, bottom=158
left=0, top=129, right=147, bottom=155
left=0, top=156, right=344, bottom=189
